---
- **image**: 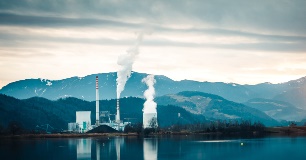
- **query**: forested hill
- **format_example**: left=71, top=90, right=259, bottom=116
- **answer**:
left=0, top=94, right=204, bottom=132
left=155, top=91, right=280, bottom=126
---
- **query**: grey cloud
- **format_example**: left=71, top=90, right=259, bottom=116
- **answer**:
left=1, top=0, right=306, bottom=54
left=141, top=40, right=306, bottom=53
left=0, top=31, right=132, bottom=46
left=220, top=42, right=306, bottom=53
left=1, top=12, right=306, bottom=44
left=0, top=13, right=140, bottom=28
left=164, top=28, right=306, bottom=43
left=1, top=31, right=305, bottom=53
left=0, top=0, right=305, bottom=35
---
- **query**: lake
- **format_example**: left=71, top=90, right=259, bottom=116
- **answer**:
left=0, top=135, right=306, bottom=160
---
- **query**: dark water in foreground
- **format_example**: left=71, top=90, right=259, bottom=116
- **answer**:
left=0, top=135, right=306, bottom=160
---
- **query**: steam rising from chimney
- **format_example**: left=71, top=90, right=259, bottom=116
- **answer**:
left=116, top=33, right=144, bottom=99
left=142, top=75, right=157, bottom=114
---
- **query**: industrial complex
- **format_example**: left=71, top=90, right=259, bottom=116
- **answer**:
left=67, top=75, right=157, bottom=133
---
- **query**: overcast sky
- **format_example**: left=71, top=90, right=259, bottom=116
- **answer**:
left=0, top=0, right=306, bottom=88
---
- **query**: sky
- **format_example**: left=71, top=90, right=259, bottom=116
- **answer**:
left=0, top=0, right=306, bottom=88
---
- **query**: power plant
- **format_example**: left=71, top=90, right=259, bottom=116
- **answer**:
left=67, top=75, right=132, bottom=133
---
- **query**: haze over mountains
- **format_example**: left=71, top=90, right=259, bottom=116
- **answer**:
left=0, top=71, right=305, bottom=128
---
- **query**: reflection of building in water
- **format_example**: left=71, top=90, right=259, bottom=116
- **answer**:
left=143, top=139, right=158, bottom=160
left=114, top=138, right=124, bottom=160
left=77, top=139, right=92, bottom=160
left=96, top=141, right=100, bottom=160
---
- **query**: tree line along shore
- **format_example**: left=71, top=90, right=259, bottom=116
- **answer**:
left=1, top=120, right=306, bottom=138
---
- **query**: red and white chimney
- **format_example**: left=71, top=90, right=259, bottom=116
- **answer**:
left=96, top=76, right=99, bottom=126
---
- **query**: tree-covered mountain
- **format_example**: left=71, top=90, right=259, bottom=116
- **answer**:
left=0, top=94, right=205, bottom=131
left=155, top=91, right=279, bottom=126
left=1, top=72, right=306, bottom=110
left=244, top=98, right=306, bottom=122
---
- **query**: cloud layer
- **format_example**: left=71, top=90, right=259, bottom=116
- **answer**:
left=0, top=0, right=306, bottom=88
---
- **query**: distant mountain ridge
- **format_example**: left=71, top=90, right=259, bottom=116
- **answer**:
left=244, top=98, right=306, bottom=122
left=1, top=72, right=306, bottom=109
left=155, top=91, right=279, bottom=126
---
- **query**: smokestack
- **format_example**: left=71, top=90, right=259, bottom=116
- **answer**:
left=96, top=76, right=99, bottom=126
left=116, top=99, right=120, bottom=123
left=115, top=33, right=147, bottom=125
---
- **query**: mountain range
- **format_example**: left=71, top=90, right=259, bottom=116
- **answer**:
left=244, top=98, right=305, bottom=122
left=0, top=91, right=280, bottom=131
left=0, top=72, right=305, bottom=128
left=1, top=72, right=306, bottom=109
left=156, top=91, right=278, bottom=126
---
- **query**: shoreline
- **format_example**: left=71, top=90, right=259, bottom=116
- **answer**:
left=0, top=133, right=138, bottom=139
left=1, top=126, right=306, bottom=139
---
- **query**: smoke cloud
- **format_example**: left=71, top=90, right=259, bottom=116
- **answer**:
left=142, top=75, right=157, bottom=113
left=116, top=33, right=144, bottom=99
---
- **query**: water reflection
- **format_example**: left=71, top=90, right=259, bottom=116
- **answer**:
left=77, top=139, right=91, bottom=159
left=96, top=140, right=100, bottom=160
left=143, top=138, right=158, bottom=160
left=71, top=137, right=125, bottom=160
left=114, top=137, right=123, bottom=160
left=1, top=136, right=306, bottom=159
left=72, top=137, right=158, bottom=160
left=65, top=136, right=304, bottom=160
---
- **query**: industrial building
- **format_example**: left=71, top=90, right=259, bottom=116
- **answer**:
left=98, top=109, right=130, bottom=131
left=67, top=75, right=130, bottom=133
left=68, top=123, right=77, bottom=132
left=68, top=111, right=91, bottom=133
left=76, top=111, right=91, bottom=133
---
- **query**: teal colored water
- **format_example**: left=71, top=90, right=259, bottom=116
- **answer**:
left=0, top=135, right=305, bottom=160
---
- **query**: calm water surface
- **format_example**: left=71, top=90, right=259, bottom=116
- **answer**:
left=0, top=135, right=306, bottom=160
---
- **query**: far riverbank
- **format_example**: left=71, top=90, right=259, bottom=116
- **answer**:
left=1, top=126, right=306, bottom=139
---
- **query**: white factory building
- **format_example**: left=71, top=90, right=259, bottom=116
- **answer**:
left=68, top=111, right=91, bottom=133
left=76, top=111, right=91, bottom=132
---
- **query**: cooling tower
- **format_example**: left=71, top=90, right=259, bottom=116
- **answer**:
left=143, top=112, right=157, bottom=128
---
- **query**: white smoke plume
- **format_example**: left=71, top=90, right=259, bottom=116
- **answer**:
left=116, top=33, right=144, bottom=99
left=142, top=75, right=157, bottom=113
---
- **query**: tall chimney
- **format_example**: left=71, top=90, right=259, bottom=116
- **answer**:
left=96, top=76, right=99, bottom=126
left=116, top=99, right=120, bottom=123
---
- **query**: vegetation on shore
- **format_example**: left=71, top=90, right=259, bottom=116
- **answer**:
left=1, top=119, right=306, bottom=138
left=125, top=120, right=267, bottom=136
